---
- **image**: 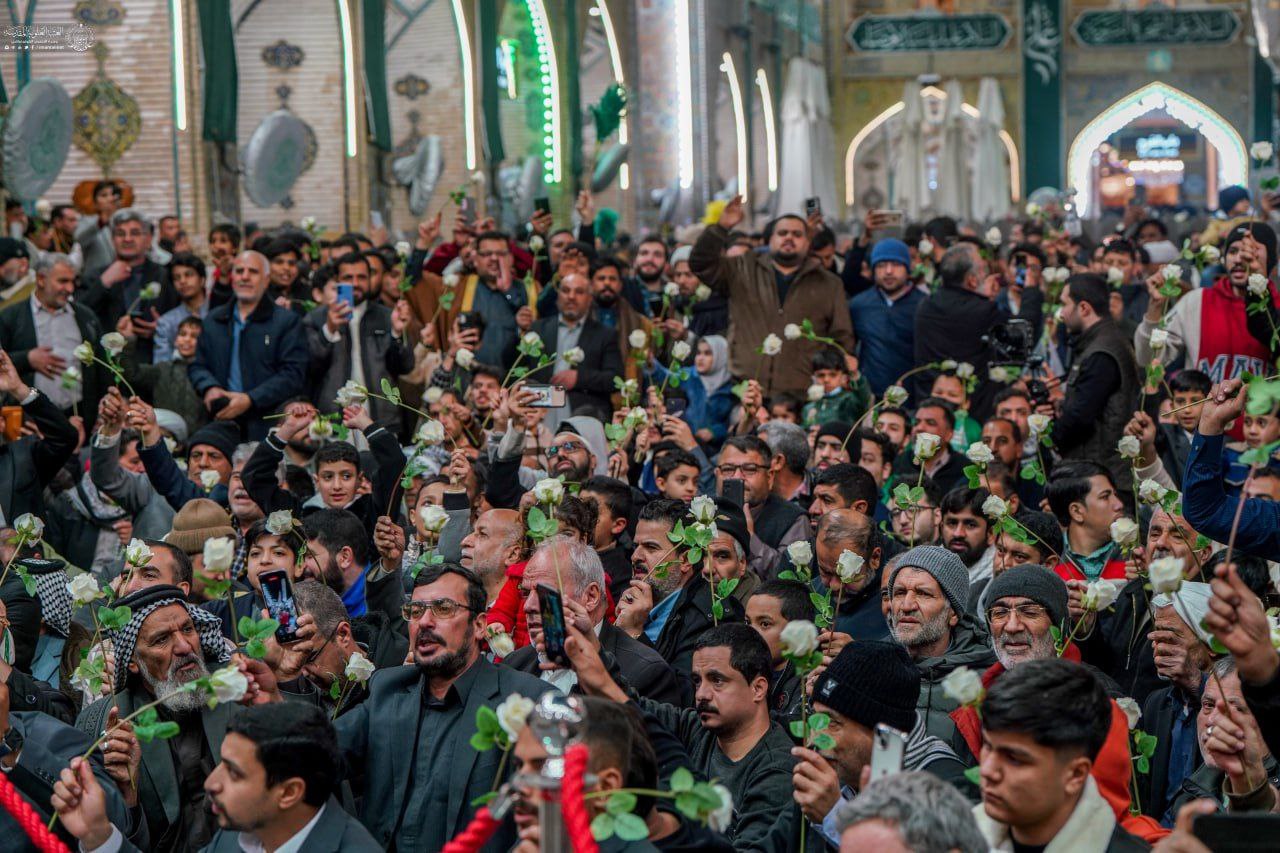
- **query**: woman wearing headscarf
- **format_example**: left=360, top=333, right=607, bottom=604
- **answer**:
left=650, top=334, right=736, bottom=453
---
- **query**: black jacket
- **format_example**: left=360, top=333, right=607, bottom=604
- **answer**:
left=77, top=258, right=178, bottom=362
left=1077, top=578, right=1164, bottom=704
left=653, top=572, right=745, bottom=675
left=504, top=621, right=683, bottom=706
left=303, top=302, right=416, bottom=430
left=0, top=297, right=107, bottom=417
left=0, top=389, right=79, bottom=521
left=528, top=314, right=624, bottom=419
left=1138, top=682, right=1203, bottom=822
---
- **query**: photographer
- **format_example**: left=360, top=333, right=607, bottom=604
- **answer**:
left=914, top=242, right=1043, bottom=418
left=1040, top=274, right=1139, bottom=499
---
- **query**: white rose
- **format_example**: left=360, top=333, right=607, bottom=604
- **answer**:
left=1148, top=556, right=1186, bottom=594
left=266, top=510, right=295, bottom=536
left=1027, top=413, right=1052, bottom=437
left=671, top=340, right=692, bottom=361
left=563, top=346, right=585, bottom=367
left=455, top=348, right=476, bottom=370
left=199, top=469, right=221, bottom=491
left=307, top=418, right=333, bottom=442
left=918, top=239, right=934, bottom=257
left=1110, top=518, right=1140, bottom=549
left=60, top=365, right=81, bottom=386
left=100, top=332, right=126, bottom=358
left=1161, top=264, right=1182, bottom=285
left=528, top=235, right=545, bottom=252
left=664, top=282, right=680, bottom=298
left=123, top=538, right=153, bottom=567
left=967, top=442, right=994, bottom=465
left=202, top=537, right=235, bottom=573
left=344, top=651, right=376, bottom=683
left=300, top=215, right=317, bottom=230
left=1081, top=579, right=1120, bottom=612
left=533, top=477, right=565, bottom=506
left=416, top=419, right=446, bottom=446
left=1026, top=202, right=1041, bottom=217
left=628, top=329, right=648, bottom=350
left=707, top=784, right=734, bottom=833
left=1117, top=435, right=1142, bottom=459
left=914, top=432, right=942, bottom=461
left=522, top=331, right=545, bottom=351
left=442, top=272, right=461, bottom=289
left=941, top=667, right=985, bottom=706
left=1117, top=697, right=1142, bottom=729
left=939, top=359, right=958, bottom=371
left=424, top=386, right=444, bottom=405
left=1138, top=479, right=1170, bottom=506
left=954, top=362, right=974, bottom=379
left=690, top=495, right=717, bottom=524
left=981, top=494, right=1009, bottom=519
left=13, top=513, right=44, bottom=541
left=1248, top=273, right=1270, bottom=297
left=1252, top=141, right=1275, bottom=162
left=761, top=333, right=782, bottom=356
left=1051, top=266, right=1071, bottom=283
left=883, top=385, right=909, bottom=407
left=836, top=550, right=865, bottom=584
left=395, top=240, right=412, bottom=258
left=985, top=227, right=1002, bottom=247
left=807, top=384, right=824, bottom=402
left=496, top=693, right=536, bottom=740
left=779, top=620, right=819, bottom=658
left=787, top=540, right=813, bottom=568
left=1107, top=266, right=1124, bottom=286
left=486, top=625, right=516, bottom=658
left=67, top=574, right=102, bottom=607
left=140, top=281, right=161, bottom=301
left=694, top=284, right=712, bottom=303
left=207, top=664, right=249, bottom=705
left=1200, top=245, right=1220, bottom=264
left=1269, top=613, right=1280, bottom=650
left=783, top=323, right=803, bottom=341
left=34, top=198, right=51, bottom=219
left=335, top=380, right=368, bottom=407
left=1149, top=328, right=1169, bottom=351
left=418, top=504, right=450, bottom=534
left=624, top=406, right=648, bottom=427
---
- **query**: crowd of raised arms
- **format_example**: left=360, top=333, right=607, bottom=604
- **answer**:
left=4, top=180, right=1280, bottom=852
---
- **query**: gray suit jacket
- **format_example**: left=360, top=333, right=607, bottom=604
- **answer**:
left=90, top=434, right=175, bottom=538
left=334, top=658, right=555, bottom=852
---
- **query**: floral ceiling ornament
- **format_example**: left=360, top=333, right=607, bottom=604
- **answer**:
left=73, top=0, right=124, bottom=27
left=394, top=73, right=431, bottom=101
left=72, top=42, right=141, bottom=176
left=261, top=39, right=306, bottom=71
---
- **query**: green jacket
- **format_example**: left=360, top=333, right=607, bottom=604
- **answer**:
left=121, top=344, right=208, bottom=436
left=802, top=377, right=872, bottom=427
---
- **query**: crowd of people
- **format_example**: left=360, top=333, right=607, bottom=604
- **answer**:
left=1, top=178, right=1280, bottom=852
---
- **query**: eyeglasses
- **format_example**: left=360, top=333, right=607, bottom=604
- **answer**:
left=987, top=603, right=1048, bottom=624
left=302, top=627, right=337, bottom=666
left=547, top=441, right=585, bottom=458
left=889, top=506, right=934, bottom=517
left=717, top=463, right=765, bottom=477
left=401, top=598, right=477, bottom=622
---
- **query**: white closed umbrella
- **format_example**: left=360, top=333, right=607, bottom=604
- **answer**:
left=972, top=77, right=1010, bottom=222
left=891, top=82, right=928, bottom=219
left=776, top=58, right=838, bottom=218
left=933, top=79, right=970, bottom=219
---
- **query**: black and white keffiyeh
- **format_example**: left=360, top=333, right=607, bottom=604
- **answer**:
left=107, top=584, right=231, bottom=694
left=23, top=559, right=72, bottom=637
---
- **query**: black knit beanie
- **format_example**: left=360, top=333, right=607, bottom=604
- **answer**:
left=812, top=640, right=919, bottom=733
left=984, top=563, right=1068, bottom=628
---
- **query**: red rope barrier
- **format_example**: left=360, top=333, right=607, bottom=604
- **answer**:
left=441, top=805, right=501, bottom=853
left=0, top=771, right=70, bottom=853
left=562, top=743, right=598, bottom=853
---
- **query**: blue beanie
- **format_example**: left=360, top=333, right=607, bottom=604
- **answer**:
left=869, top=238, right=911, bottom=269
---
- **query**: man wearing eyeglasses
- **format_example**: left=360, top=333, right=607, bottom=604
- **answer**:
left=715, top=435, right=807, bottom=554
left=251, top=561, right=552, bottom=852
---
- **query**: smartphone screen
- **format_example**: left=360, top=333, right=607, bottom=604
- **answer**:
left=804, top=197, right=821, bottom=217
left=869, top=724, right=907, bottom=782
left=259, top=570, right=301, bottom=644
left=526, top=384, right=567, bottom=408
left=459, top=196, right=475, bottom=225
left=537, top=583, right=569, bottom=665
left=720, top=478, right=745, bottom=508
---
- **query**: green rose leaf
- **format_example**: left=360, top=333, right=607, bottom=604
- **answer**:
left=591, top=813, right=617, bottom=841
left=613, top=812, right=649, bottom=841
left=606, top=791, right=638, bottom=815
left=964, top=765, right=981, bottom=785
left=670, top=766, right=694, bottom=793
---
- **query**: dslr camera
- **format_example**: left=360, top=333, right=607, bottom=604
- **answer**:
left=981, top=319, right=1051, bottom=408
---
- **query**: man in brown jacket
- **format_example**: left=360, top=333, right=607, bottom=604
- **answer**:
left=690, top=195, right=854, bottom=396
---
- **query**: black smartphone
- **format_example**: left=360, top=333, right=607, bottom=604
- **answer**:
left=458, top=311, right=484, bottom=333
left=459, top=196, right=475, bottom=225
left=720, top=478, right=745, bottom=508
left=1193, top=813, right=1280, bottom=851
left=259, top=569, right=301, bottom=644
left=665, top=397, right=688, bottom=419
left=208, top=396, right=230, bottom=415
left=534, top=197, right=551, bottom=216
left=536, top=583, right=570, bottom=666
left=804, top=197, right=821, bottom=217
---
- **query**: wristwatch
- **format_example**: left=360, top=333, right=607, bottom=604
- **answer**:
left=0, top=724, right=24, bottom=768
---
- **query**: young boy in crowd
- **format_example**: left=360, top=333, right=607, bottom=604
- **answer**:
left=745, top=579, right=816, bottom=727
left=653, top=447, right=701, bottom=502
left=206, top=222, right=241, bottom=296
left=874, top=405, right=911, bottom=453
left=766, top=392, right=803, bottom=424
left=1225, top=397, right=1280, bottom=490
left=1157, top=369, right=1210, bottom=487
left=801, top=347, right=871, bottom=427
left=930, top=370, right=983, bottom=452
left=121, top=315, right=207, bottom=435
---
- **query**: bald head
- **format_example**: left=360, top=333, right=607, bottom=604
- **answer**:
left=817, top=508, right=872, bottom=553
left=231, top=250, right=270, bottom=305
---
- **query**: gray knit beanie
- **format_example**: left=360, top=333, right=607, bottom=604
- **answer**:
left=984, top=564, right=1068, bottom=629
left=889, top=545, right=970, bottom=616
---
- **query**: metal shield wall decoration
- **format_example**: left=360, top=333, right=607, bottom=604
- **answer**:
left=3, top=78, right=73, bottom=200
left=590, top=142, right=630, bottom=193
left=241, top=110, right=316, bottom=207
left=392, top=135, right=443, bottom=216
left=72, top=43, right=141, bottom=175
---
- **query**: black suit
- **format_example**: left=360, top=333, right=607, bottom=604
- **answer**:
left=529, top=315, right=623, bottom=418
left=0, top=297, right=106, bottom=417
left=1156, top=423, right=1193, bottom=488
left=1139, top=682, right=1203, bottom=822
left=653, top=572, right=745, bottom=677
left=503, top=621, right=683, bottom=706
left=303, top=303, right=416, bottom=429
left=77, top=258, right=178, bottom=362
left=0, top=390, right=79, bottom=522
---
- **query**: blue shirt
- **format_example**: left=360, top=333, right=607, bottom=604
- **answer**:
left=849, top=286, right=927, bottom=396
left=227, top=308, right=246, bottom=392
left=643, top=587, right=681, bottom=644
left=153, top=301, right=208, bottom=364
left=341, top=563, right=369, bottom=618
